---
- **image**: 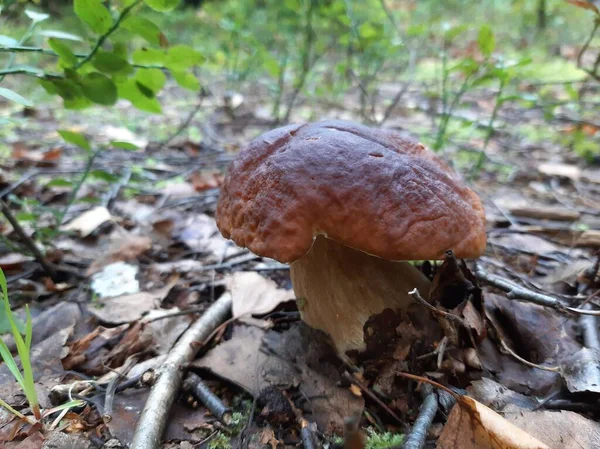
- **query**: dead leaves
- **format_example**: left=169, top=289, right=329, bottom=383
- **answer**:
left=226, top=271, right=294, bottom=319
left=60, top=206, right=112, bottom=237
left=437, top=395, right=549, bottom=449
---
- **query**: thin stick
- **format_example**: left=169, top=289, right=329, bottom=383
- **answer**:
left=0, top=199, right=57, bottom=279
left=341, top=372, right=404, bottom=427
left=161, top=94, right=204, bottom=147
left=401, top=385, right=438, bottom=449
left=475, top=266, right=600, bottom=315
left=183, top=372, right=231, bottom=424
left=130, top=292, right=232, bottom=449
left=580, top=303, right=600, bottom=350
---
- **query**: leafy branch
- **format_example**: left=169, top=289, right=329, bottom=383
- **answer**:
left=74, top=0, right=143, bottom=70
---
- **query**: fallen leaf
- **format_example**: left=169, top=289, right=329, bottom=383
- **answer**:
left=196, top=323, right=364, bottom=434
left=259, top=427, right=280, bottom=449
left=226, top=271, right=294, bottom=319
left=470, top=378, right=600, bottom=449
left=559, top=347, right=600, bottom=394
left=12, top=142, right=62, bottom=167
left=436, top=395, right=549, bottom=449
left=0, top=253, right=34, bottom=270
left=191, top=170, right=223, bottom=192
left=176, top=214, right=238, bottom=261
left=86, top=232, right=152, bottom=275
left=60, top=206, right=112, bottom=237
left=537, top=162, right=581, bottom=181
left=88, top=279, right=177, bottom=325
left=91, top=262, right=140, bottom=298
left=160, top=182, right=198, bottom=198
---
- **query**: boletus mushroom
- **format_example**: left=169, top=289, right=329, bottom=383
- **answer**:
left=216, top=120, right=486, bottom=357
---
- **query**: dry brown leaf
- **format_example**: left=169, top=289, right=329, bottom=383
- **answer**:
left=86, top=233, right=152, bottom=275
left=226, top=271, right=294, bottom=319
left=0, top=253, right=34, bottom=270
left=470, top=378, right=600, bottom=449
left=191, top=170, right=224, bottom=192
left=60, top=206, right=112, bottom=237
left=259, top=428, right=281, bottom=449
left=436, top=395, right=550, bottom=449
left=12, top=142, right=62, bottom=167
left=88, top=279, right=177, bottom=325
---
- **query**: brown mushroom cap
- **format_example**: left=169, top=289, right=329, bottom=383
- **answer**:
left=216, top=120, right=486, bottom=263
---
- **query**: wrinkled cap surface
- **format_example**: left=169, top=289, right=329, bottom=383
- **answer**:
left=216, top=120, right=486, bottom=263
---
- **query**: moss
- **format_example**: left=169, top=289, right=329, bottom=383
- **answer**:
left=208, top=432, right=231, bottom=449
left=364, top=427, right=404, bottom=449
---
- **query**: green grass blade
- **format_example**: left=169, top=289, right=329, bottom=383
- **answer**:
left=25, top=304, right=32, bottom=352
left=0, top=268, right=39, bottom=412
left=0, top=397, right=27, bottom=420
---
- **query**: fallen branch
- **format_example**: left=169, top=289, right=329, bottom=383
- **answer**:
left=401, top=384, right=438, bottom=449
left=130, top=292, right=232, bottom=449
left=475, top=265, right=600, bottom=316
left=183, top=372, right=231, bottom=424
left=0, top=199, right=57, bottom=279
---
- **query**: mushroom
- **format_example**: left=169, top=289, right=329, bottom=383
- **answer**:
left=216, top=120, right=486, bottom=357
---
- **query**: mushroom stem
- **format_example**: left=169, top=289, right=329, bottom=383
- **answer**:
left=290, top=235, right=434, bottom=356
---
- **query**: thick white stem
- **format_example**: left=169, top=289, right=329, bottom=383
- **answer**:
left=290, top=235, right=433, bottom=356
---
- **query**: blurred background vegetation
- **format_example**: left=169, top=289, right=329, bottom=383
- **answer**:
left=1, top=0, right=599, bottom=168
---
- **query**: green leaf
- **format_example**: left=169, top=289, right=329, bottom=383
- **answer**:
left=90, top=169, right=120, bottom=183
left=38, top=30, right=83, bottom=41
left=79, top=72, right=118, bottom=106
left=117, top=79, right=162, bottom=113
left=443, top=24, right=467, bottom=42
left=74, top=0, right=113, bottom=34
left=15, top=212, right=37, bottom=221
left=46, top=178, right=74, bottom=188
left=135, top=68, right=166, bottom=94
left=165, top=45, right=203, bottom=71
left=58, top=130, right=91, bottom=151
left=110, top=140, right=139, bottom=150
left=0, top=87, right=33, bottom=107
left=0, top=35, right=18, bottom=46
left=132, top=48, right=167, bottom=66
left=144, top=0, right=180, bottom=12
left=24, top=9, right=50, bottom=23
left=477, top=25, right=495, bottom=58
left=122, top=16, right=168, bottom=47
left=172, top=70, right=200, bottom=91
left=48, top=38, right=78, bottom=67
left=92, top=51, right=133, bottom=75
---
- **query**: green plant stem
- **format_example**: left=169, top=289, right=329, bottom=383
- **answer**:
left=74, top=0, right=143, bottom=70
left=55, top=149, right=101, bottom=227
left=0, top=19, right=38, bottom=83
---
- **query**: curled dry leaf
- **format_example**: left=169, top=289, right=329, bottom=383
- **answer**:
left=60, top=206, right=112, bottom=237
left=226, top=271, right=294, bottom=319
left=436, top=395, right=549, bottom=449
left=12, top=142, right=62, bottom=166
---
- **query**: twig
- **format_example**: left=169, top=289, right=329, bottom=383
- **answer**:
left=103, top=167, right=131, bottom=212
left=407, top=288, right=476, bottom=349
left=0, top=199, right=57, bottom=279
left=341, top=371, right=405, bottom=427
left=183, top=372, right=231, bottom=424
left=475, top=266, right=566, bottom=310
left=130, top=292, right=232, bottom=449
left=161, top=94, right=205, bottom=147
left=475, top=266, right=600, bottom=315
left=401, top=385, right=438, bottom=449
left=580, top=303, right=600, bottom=350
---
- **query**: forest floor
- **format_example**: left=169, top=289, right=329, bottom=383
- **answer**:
left=2, top=39, right=600, bottom=448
